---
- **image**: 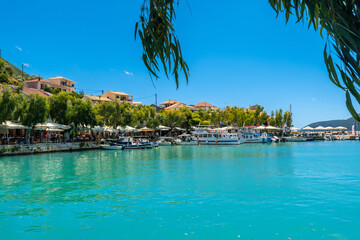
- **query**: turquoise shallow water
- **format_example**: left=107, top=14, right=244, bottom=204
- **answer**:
left=0, top=141, right=360, bottom=240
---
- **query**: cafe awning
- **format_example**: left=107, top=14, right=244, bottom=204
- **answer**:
left=0, top=121, right=31, bottom=130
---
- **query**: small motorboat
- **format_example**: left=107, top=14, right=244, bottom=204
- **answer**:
left=158, top=137, right=175, bottom=146
left=122, top=142, right=154, bottom=150
left=284, top=137, right=307, bottom=142
left=176, top=134, right=198, bottom=145
left=272, top=136, right=281, bottom=143
left=101, top=139, right=123, bottom=150
left=101, top=144, right=123, bottom=150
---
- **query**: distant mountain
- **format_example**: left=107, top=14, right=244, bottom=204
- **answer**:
left=306, top=116, right=359, bottom=130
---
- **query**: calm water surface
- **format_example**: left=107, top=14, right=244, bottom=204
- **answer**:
left=1, top=141, right=360, bottom=239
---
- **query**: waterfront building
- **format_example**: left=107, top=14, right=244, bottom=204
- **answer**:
left=248, top=104, right=260, bottom=111
left=194, top=102, right=219, bottom=111
left=101, top=90, right=133, bottom=104
left=165, top=102, right=185, bottom=111
left=48, top=76, right=76, bottom=92
left=22, top=87, right=52, bottom=98
left=24, top=78, right=50, bottom=91
left=150, top=104, right=164, bottom=112
left=160, top=100, right=180, bottom=108
left=24, top=76, right=76, bottom=93
left=83, top=94, right=112, bottom=105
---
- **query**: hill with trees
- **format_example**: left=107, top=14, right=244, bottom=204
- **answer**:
left=0, top=58, right=32, bottom=85
left=307, top=116, right=357, bottom=130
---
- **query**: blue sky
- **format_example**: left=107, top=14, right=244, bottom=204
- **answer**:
left=0, top=0, right=351, bottom=127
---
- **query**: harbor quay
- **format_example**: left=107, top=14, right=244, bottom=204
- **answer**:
left=0, top=142, right=100, bottom=156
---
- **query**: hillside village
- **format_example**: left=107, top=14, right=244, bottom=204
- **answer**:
left=0, top=57, right=256, bottom=112
left=0, top=57, right=293, bottom=142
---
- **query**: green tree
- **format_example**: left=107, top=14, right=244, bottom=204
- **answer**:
left=68, top=99, right=96, bottom=130
left=0, top=88, right=16, bottom=123
left=22, top=95, right=49, bottom=127
left=49, top=92, right=71, bottom=124
left=274, top=109, right=284, bottom=127
left=0, top=73, right=10, bottom=84
left=21, top=95, right=49, bottom=143
left=283, top=111, right=293, bottom=128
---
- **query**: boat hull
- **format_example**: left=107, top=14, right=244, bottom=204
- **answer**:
left=158, top=142, right=172, bottom=146
left=197, top=140, right=240, bottom=145
left=122, top=143, right=154, bottom=149
left=102, top=145, right=123, bottom=150
left=284, top=137, right=307, bottom=142
left=177, top=141, right=199, bottom=145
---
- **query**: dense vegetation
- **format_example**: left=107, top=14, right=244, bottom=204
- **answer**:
left=0, top=58, right=31, bottom=84
left=0, top=88, right=292, bottom=132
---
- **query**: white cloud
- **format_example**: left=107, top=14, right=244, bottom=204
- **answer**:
left=15, top=46, right=22, bottom=51
left=23, top=63, right=30, bottom=68
left=124, top=70, right=133, bottom=76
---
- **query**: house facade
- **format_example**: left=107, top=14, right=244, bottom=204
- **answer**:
left=24, top=78, right=50, bottom=91
left=48, top=76, right=76, bottom=92
left=160, top=100, right=180, bottom=108
left=83, top=94, right=112, bottom=105
left=24, top=76, right=76, bottom=93
left=101, top=91, right=133, bottom=104
left=194, top=102, right=219, bottom=111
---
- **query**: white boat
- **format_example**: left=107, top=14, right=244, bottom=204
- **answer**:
left=191, top=128, right=240, bottom=145
left=101, top=144, right=123, bottom=150
left=284, top=137, right=307, bottom=142
left=122, top=142, right=154, bottom=149
left=243, top=133, right=271, bottom=143
left=271, top=136, right=281, bottom=143
left=177, top=134, right=198, bottom=145
left=158, top=137, right=175, bottom=146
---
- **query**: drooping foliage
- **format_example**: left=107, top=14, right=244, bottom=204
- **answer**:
left=135, top=0, right=189, bottom=88
left=269, top=1, right=360, bottom=121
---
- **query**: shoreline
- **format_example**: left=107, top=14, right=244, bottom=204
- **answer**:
left=0, top=142, right=101, bottom=156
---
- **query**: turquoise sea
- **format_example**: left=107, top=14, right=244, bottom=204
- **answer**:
left=1, top=141, right=360, bottom=240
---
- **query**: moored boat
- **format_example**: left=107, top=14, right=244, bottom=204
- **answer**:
left=176, top=134, right=198, bottom=145
left=284, top=137, right=307, bottom=142
left=101, top=144, right=123, bottom=150
left=191, top=128, right=240, bottom=145
left=122, top=142, right=154, bottom=149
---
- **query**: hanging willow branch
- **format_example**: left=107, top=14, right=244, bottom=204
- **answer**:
left=135, top=0, right=189, bottom=89
left=269, top=0, right=360, bottom=121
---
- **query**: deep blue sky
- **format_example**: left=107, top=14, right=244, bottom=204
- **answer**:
left=0, top=0, right=350, bottom=127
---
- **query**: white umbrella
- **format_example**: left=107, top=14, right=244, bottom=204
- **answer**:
left=302, top=126, right=314, bottom=130
left=92, top=126, right=105, bottom=132
left=325, top=126, right=335, bottom=130
left=157, top=125, right=170, bottom=130
left=314, top=126, right=326, bottom=131
left=335, top=126, right=347, bottom=130
left=116, top=126, right=124, bottom=131
left=290, top=127, right=300, bottom=131
left=138, top=127, right=154, bottom=132
left=174, top=127, right=186, bottom=131
left=0, top=121, right=31, bottom=129
left=125, top=126, right=137, bottom=132
left=257, top=125, right=280, bottom=130
left=256, top=126, right=266, bottom=130
left=36, top=120, right=71, bottom=131
left=104, top=126, right=119, bottom=134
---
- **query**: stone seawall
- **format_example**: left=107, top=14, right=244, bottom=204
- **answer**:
left=0, top=142, right=101, bottom=156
